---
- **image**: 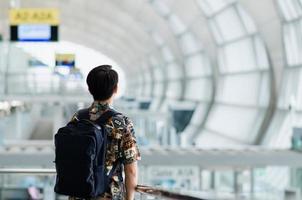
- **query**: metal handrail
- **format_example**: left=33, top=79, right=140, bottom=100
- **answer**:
left=0, top=168, right=55, bottom=174
left=135, top=185, right=205, bottom=200
left=0, top=168, right=206, bottom=200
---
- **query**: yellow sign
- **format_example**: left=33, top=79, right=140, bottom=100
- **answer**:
left=9, top=8, right=59, bottom=25
left=56, top=54, right=75, bottom=62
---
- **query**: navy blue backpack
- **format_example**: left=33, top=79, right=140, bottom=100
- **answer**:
left=54, top=108, right=120, bottom=198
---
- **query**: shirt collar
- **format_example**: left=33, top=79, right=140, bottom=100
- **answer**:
left=90, top=101, right=111, bottom=113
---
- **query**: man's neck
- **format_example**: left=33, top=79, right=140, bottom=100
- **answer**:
left=95, top=98, right=113, bottom=105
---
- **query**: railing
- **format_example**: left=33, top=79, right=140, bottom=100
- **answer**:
left=136, top=185, right=205, bottom=200
left=4, top=72, right=85, bottom=95
left=0, top=168, right=55, bottom=174
left=0, top=168, right=205, bottom=200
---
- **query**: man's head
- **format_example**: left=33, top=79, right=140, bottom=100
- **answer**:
left=86, top=65, right=119, bottom=101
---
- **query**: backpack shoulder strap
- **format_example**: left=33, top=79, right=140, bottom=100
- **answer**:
left=76, top=108, right=90, bottom=121
left=76, top=108, right=121, bottom=125
left=95, top=109, right=121, bottom=125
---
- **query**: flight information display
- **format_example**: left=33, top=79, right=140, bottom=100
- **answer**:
left=55, top=54, right=75, bottom=67
left=9, top=8, right=59, bottom=42
left=17, top=25, right=51, bottom=41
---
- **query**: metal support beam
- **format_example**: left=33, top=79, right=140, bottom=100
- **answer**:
left=1, top=146, right=302, bottom=168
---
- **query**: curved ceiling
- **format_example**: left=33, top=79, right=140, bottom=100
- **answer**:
left=0, top=0, right=287, bottom=146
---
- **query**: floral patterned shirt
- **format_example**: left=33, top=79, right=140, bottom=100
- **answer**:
left=69, top=101, right=141, bottom=200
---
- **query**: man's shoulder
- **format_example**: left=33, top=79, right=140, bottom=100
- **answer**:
left=111, top=111, right=130, bottom=128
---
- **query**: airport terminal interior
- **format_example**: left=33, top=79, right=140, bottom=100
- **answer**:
left=1, top=0, right=302, bottom=199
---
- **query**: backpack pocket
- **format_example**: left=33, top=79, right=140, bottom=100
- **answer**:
left=55, top=160, right=95, bottom=197
left=54, top=134, right=97, bottom=198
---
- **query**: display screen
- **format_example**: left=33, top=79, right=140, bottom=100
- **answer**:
left=171, top=109, right=194, bottom=133
left=55, top=54, right=75, bottom=67
left=18, top=24, right=51, bottom=41
left=9, top=8, right=59, bottom=42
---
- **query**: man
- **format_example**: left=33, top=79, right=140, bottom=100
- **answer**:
left=69, top=65, right=140, bottom=200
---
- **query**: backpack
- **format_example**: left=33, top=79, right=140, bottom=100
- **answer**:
left=54, top=108, right=120, bottom=198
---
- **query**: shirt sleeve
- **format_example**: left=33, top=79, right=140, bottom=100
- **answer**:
left=120, top=117, right=141, bottom=164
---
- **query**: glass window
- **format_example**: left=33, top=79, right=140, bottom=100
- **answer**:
left=277, top=0, right=302, bottom=21
left=283, top=21, right=302, bottom=66
left=196, top=0, right=213, bottom=16
left=143, top=71, right=152, bottom=83
left=151, top=32, right=164, bottom=47
left=8, top=46, right=29, bottom=73
left=159, top=99, right=169, bottom=111
left=205, top=105, right=260, bottom=143
left=143, top=83, right=152, bottom=97
left=153, top=67, right=164, bottom=81
left=185, top=78, right=212, bottom=101
left=262, top=111, right=291, bottom=148
left=209, top=20, right=224, bottom=44
left=219, top=38, right=256, bottom=73
left=150, top=0, right=171, bottom=17
left=0, top=74, right=4, bottom=94
left=215, top=171, right=235, bottom=192
left=215, top=7, right=246, bottom=42
left=181, top=124, right=198, bottom=146
left=166, top=80, right=182, bottom=99
left=258, top=73, right=270, bottom=107
left=150, top=97, right=162, bottom=111
left=256, top=0, right=302, bottom=152
left=26, top=69, right=59, bottom=94
left=168, top=15, right=187, bottom=35
left=196, top=130, right=244, bottom=148
left=149, top=55, right=160, bottom=67
left=185, top=54, right=212, bottom=78
left=196, top=0, right=235, bottom=17
left=237, top=5, right=257, bottom=33
left=179, top=32, right=202, bottom=55
left=255, top=37, right=269, bottom=69
left=153, top=82, right=164, bottom=97
left=216, top=73, right=262, bottom=106
left=194, top=0, right=272, bottom=145
left=278, top=68, right=302, bottom=109
left=0, top=44, right=6, bottom=72
left=167, top=62, right=182, bottom=80
left=7, top=74, right=28, bottom=94
left=135, top=78, right=144, bottom=97
left=190, top=103, right=209, bottom=125
left=137, top=75, right=143, bottom=88
left=161, top=46, right=175, bottom=63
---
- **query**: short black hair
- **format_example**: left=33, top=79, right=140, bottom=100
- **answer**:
left=86, top=65, right=118, bottom=101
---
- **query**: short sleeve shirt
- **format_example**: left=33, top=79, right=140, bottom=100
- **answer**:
left=69, top=101, right=141, bottom=200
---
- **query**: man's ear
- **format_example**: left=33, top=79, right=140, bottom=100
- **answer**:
left=113, top=84, right=118, bottom=94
